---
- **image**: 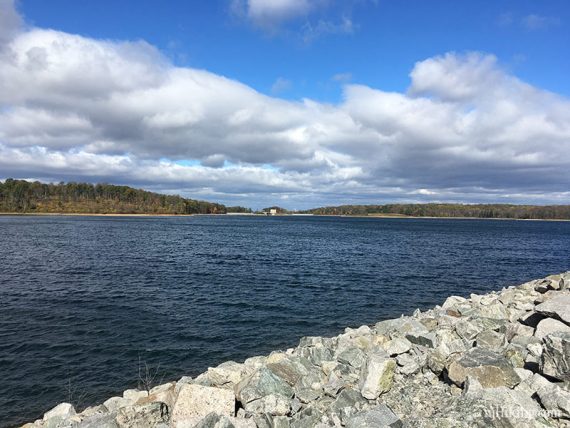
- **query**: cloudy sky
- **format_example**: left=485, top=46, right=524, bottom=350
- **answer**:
left=1, top=0, right=569, bottom=209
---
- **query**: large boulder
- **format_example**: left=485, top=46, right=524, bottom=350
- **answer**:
left=43, top=403, right=76, bottom=421
left=171, top=384, right=235, bottom=425
left=447, top=347, right=520, bottom=388
left=266, top=353, right=310, bottom=385
left=42, top=403, right=76, bottom=428
left=359, top=352, right=396, bottom=399
left=461, top=381, right=552, bottom=427
left=206, top=361, right=251, bottom=388
left=540, top=331, right=570, bottom=381
left=535, top=294, right=570, bottom=325
left=327, top=388, right=367, bottom=425
left=475, top=330, right=505, bottom=350
left=337, top=347, right=368, bottom=369
left=235, top=368, right=293, bottom=414
left=104, top=397, right=134, bottom=413
left=535, top=382, right=570, bottom=419
left=534, top=318, right=570, bottom=340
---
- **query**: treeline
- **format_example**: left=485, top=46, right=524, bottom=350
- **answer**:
left=226, top=206, right=253, bottom=213
left=303, top=203, right=570, bottom=220
left=0, top=179, right=228, bottom=214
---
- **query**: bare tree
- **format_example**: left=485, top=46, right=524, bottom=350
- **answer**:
left=66, top=377, right=88, bottom=410
left=137, top=355, right=163, bottom=395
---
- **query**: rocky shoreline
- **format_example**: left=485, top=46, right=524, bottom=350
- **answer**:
left=22, top=273, right=570, bottom=428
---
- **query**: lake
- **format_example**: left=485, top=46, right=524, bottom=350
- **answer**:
left=1, top=215, right=569, bottom=426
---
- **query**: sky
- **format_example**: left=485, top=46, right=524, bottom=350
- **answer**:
left=0, top=0, right=569, bottom=209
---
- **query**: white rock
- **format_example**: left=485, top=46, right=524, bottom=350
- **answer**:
left=123, top=389, right=148, bottom=401
left=359, top=352, right=396, bottom=399
left=536, top=294, right=570, bottom=325
left=103, top=396, right=133, bottom=412
left=383, top=338, right=412, bottom=356
left=43, top=403, right=76, bottom=421
left=535, top=318, right=570, bottom=340
left=171, top=384, right=235, bottom=425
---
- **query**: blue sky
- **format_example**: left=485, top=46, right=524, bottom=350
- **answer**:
left=18, top=0, right=570, bottom=101
left=0, top=0, right=569, bottom=209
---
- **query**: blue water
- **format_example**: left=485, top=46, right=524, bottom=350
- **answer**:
left=1, top=215, right=569, bottom=427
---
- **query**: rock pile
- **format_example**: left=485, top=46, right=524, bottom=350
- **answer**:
left=22, top=273, right=570, bottom=427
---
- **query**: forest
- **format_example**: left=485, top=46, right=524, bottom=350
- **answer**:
left=303, top=203, right=570, bottom=219
left=0, top=179, right=228, bottom=214
left=2, top=179, right=569, bottom=219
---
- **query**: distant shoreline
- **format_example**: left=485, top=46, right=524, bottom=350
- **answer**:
left=1, top=212, right=570, bottom=221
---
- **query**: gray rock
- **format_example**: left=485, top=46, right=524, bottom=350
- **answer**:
left=207, top=361, right=251, bottom=388
left=254, top=414, right=290, bottom=428
left=382, top=338, right=412, bottom=356
left=455, top=319, right=482, bottom=341
left=535, top=380, right=570, bottom=419
left=74, top=412, right=119, bottom=428
left=374, top=318, right=408, bottom=336
left=104, top=397, right=134, bottom=413
left=115, top=402, right=169, bottom=427
left=442, top=295, right=467, bottom=308
left=235, top=368, right=293, bottom=410
left=345, top=404, right=402, bottom=428
left=243, top=394, right=291, bottom=416
left=294, top=387, right=321, bottom=404
left=475, top=330, right=505, bottom=350
left=447, top=347, right=521, bottom=388
left=405, top=327, right=437, bottom=348
left=395, top=353, right=420, bottom=375
left=461, top=384, right=552, bottom=427
left=427, top=348, right=447, bottom=375
left=541, top=331, right=570, bottom=381
left=535, top=317, right=570, bottom=340
left=435, top=329, right=467, bottom=356
left=337, top=347, right=367, bottom=369
left=395, top=319, right=437, bottom=348
left=266, top=354, right=310, bottom=386
left=291, top=406, right=323, bottom=428
left=519, top=311, right=547, bottom=328
left=327, top=388, right=367, bottom=425
left=298, top=345, right=334, bottom=367
left=359, top=352, right=396, bottom=399
left=477, top=301, right=508, bottom=320
left=192, top=413, right=233, bottom=428
left=43, top=403, right=76, bottom=422
left=536, top=294, right=570, bottom=325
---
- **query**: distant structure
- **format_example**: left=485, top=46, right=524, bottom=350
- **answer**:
left=269, top=208, right=277, bottom=216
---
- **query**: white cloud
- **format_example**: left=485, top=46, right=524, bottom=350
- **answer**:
left=271, top=77, right=293, bottom=94
left=522, top=14, right=560, bottom=30
left=0, top=0, right=22, bottom=47
left=332, top=72, right=352, bottom=82
left=302, top=16, right=354, bottom=43
left=1, top=2, right=570, bottom=208
left=248, top=0, right=313, bottom=23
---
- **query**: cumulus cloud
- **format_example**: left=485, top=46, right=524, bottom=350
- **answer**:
left=244, top=0, right=314, bottom=25
left=1, top=3, right=569, bottom=208
left=231, top=0, right=356, bottom=42
left=0, top=0, right=23, bottom=47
